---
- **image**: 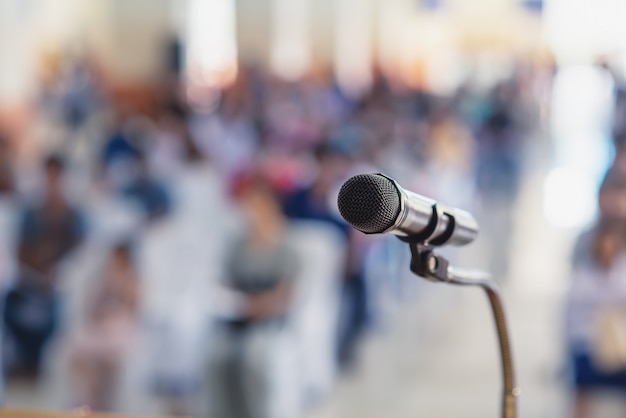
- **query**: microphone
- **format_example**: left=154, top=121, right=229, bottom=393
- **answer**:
left=337, top=173, right=479, bottom=246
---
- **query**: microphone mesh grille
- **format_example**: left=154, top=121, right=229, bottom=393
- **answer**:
left=337, top=174, right=401, bottom=234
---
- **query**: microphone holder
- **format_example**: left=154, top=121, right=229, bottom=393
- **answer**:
left=408, top=242, right=519, bottom=418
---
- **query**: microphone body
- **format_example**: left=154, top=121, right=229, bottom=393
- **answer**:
left=337, top=173, right=479, bottom=246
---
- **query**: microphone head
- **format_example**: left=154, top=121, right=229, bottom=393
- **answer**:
left=337, top=173, right=401, bottom=234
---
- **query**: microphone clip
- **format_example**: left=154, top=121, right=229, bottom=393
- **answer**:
left=409, top=243, right=450, bottom=282
left=397, top=204, right=457, bottom=247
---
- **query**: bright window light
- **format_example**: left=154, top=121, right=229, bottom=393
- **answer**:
left=186, top=0, right=238, bottom=89
left=334, top=0, right=373, bottom=97
left=270, top=0, right=311, bottom=81
left=545, top=0, right=626, bottom=62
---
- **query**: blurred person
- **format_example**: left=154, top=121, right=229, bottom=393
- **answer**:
left=263, top=80, right=327, bottom=152
left=570, top=158, right=626, bottom=276
left=207, top=174, right=300, bottom=418
left=474, top=81, right=526, bottom=280
left=282, top=143, right=366, bottom=371
left=453, top=83, right=491, bottom=131
left=0, top=132, right=18, bottom=403
left=100, top=110, right=144, bottom=194
left=68, top=242, right=140, bottom=411
left=144, top=106, right=230, bottom=417
left=121, top=153, right=171, bottom=222
left=301, top=74, right=349, bottom=140
left=425, top=104, right=475, bottom=206
left=147, top=103, right=189, bottom=180
left=101, top=113, right=143, bottom=167
left=355, top=75, right=396, bottom=150
left=593, top=151, right=626, bottom=228
left=0, top=132, right=18, bottom=278
left=475, top=81, right=525, bottom=201
left=60, top=58, right=102, bottom=133
left=0, top=133, right=16, bottom=196
left=190, top=83, right=259, bottom=181
left=612, top=86, right=626, bottom=151
left=282, top=143, right=351, bottom=247
left=371, top=115, right=429, bottom=185
left=3, top=154, right=84, bottom=380
left=566, top=219, right=626, bottom=418
left=0, top=133, right=18, bottom=290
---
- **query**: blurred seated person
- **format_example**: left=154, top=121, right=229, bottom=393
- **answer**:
left=60, top=59, right=101, bottom=132
left=98, top=114, right=171, bottom=222
left=0, top=133, right=15, bottom=196
left=3, top=154, right=84, bottom=380
left=207, top=174, right=299, bottom=418
left=282, top=142, right=366, bottom=370
left=599, top=151, right=626, bottom=221
left=475, top=97, right=523, bottom=203
left=566, top=219, right=626, bottom=418
left=572, top=159, right=626, bottom=263
left=100, top=111, right=146, bottom=194
left=121, top=154, right=171, bottom=222
left=147, top=102, right=196, bottom=179
left=101, top=112, right=143, bottom=168
left=68, top=242, right=140, bottom=411
left=282, top=143, right=350, bottom=236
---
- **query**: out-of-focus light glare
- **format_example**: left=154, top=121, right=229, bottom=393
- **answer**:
left=334, top=0, right=373, bottom=97
left=376, top=0, right=403, bottom=80
left=550, top=65, right=615, bottom=217
left=425, top=49, right=467, bottom=96
left=186, top=0, right=238, bottom=89
left=413, top=17, right=466, bottom=95
left=543, top=167, right=597, bottom=228
left=0, top=0, right=35, bottom=105
left=545, top=0, right=626, bottom=62
left=270, top=0, right=311, bottom=81
left=551, top=66, right=614, bottom=141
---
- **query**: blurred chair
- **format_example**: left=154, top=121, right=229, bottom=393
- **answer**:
left=131, top=167, right=233, bottom=416
left=286, top=220, right=345, bottom=409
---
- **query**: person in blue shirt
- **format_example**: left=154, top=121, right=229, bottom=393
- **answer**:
left=4, top=155, right=85, bottom=381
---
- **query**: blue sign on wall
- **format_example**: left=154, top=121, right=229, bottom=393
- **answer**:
left=419, top=0, right=444, bottom=11
left=521, top=0, right=543, bottom=13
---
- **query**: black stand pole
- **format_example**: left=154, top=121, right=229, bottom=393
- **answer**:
left=409, top=243, right=520, bottom=418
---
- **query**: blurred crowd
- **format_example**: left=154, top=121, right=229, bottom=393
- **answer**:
left=565, top=61, right=626, bottom=418
left=0, top=44, right=551, bottom=417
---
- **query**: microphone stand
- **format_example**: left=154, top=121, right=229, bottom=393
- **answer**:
left=408, top=243, right=520, bottom=418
